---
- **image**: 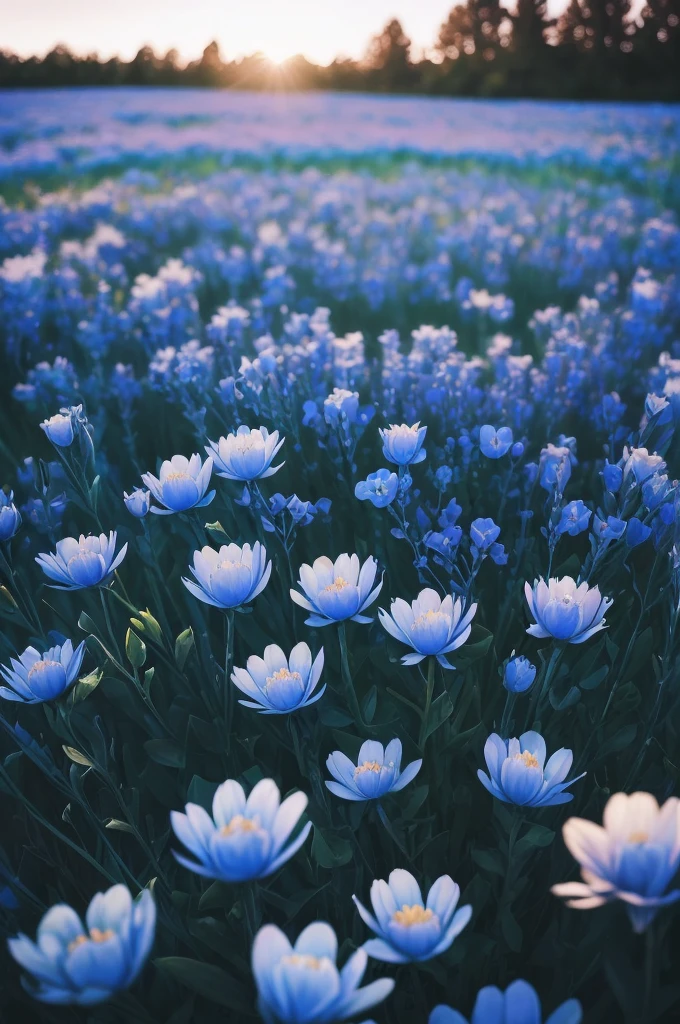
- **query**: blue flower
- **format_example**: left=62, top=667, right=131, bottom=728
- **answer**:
left=355, top=469, right=398, bottom=508
left=556, top=500, right=591, bottom=537
left=429, top=979, right=582, bottom=1024
left=623, top=447, right=665, bottom=485
left=503, top=656, right=536, bottom=693
left=36, top=532, right=128, bottom=590
left=142, top=453, right=214, bottom=515
left=8, top=884, right=156, bottom=1005
left=552, top=791, right=680, bottom=933
left=593, top=514, right=626, bottom=541
left=40, top=409, right=76, bottom=447
left=1, top=640, right=85, bottom=704
left=291, top=553, right=382, bottom=627
left=353, top=868, right=471, bottom=963
left=0, top=491, right=22, bottom=541
left=379, top=422, right=427, bottom=466
left=171, top=777, right=311, bottom=882
left=379, top=588, right=476, bottom=668
left=478, top=731, right=585, bottom=807
left=324, top=388, right=359, bottom=425
left=205, top=425, right=284, bottom=482
left=479, top=425, right=513, bottom=459
left=626, top=517, right=652, bottom=547
left=470, top=518, right=501, bottom=551
left=123, top=488, right=151, bottom=518
left=525, top=576, right=612, bottom=643
left=252, top=921, right=394, bottom=1024
left=326, top=739, right=422, bottom=802
left=602, top=461, right=623, bottom=493
left=183, top=541, right=271, bottom=610
left=539, top=444, right=573, bottom=493
left=231, top=642, right=325, bottom=714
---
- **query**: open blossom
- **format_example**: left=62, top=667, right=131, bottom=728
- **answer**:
left=171, top=778, right=311, bottom=883
left=8, top=885, right=155, bottom=1005
left=430, top=980, right=582, bottom=1024
left=1, top=640, right=85, bottom=704
left=354, top=468, right=398, bottom=508
left=252, top=922, right=394, bottom=1024
left=379, top=587, right=476, bottom=668
left=552, top=792, right=680, bottom=933
left=142, top=453, right=214, bottom=514
left=231, top=642, right=325, bottom=714
left=183, top=541, right=271, bottom=609
left=525, top=576, right=612, bottom=644
left=478, top=731, right=585, bottom=808
left=479, top=424, right=513, bottom=459
left=205, top=425, right=284, bottom=482
left=379, top=422, right=427, bottom=466
left=326, top=739, right=422, bottom=802
left=36, top=532, right=127, bottom=590
left=353, top=868, right=471, bottom=963
left=622, top=447, right=665, bottom=485
left=291, top=553, right=382, bottom=627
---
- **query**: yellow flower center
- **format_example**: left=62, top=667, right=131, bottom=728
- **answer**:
left=413, top=610, right=446, bottom=628
left=266, top=668, right=302, bottom=689
left=628, top=831, right=649, bottom=844
left=354, top=760, right=383, bottom=777
left=392, top=904, right=433, bottom=927
left=282, top=954, right=327, bottom=970
left=28, top=659, right=61, bottom=678
left=219, top=815, right=261, bottom=837
left=513, top=750, right=540, bottom=769
left=165, top=471, right=191, bottom=482
left=67, top=928, right=115, bottom=954
left=216, top=559, right=241, bottom=572
left=323, top=577, right=350, bottom=593
left=235, top=435, right=258, bottom=452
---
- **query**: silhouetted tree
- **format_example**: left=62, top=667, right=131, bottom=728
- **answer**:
left=364, top=19, right=414, bottom=90
left=437, top=2, right=507, bottom=62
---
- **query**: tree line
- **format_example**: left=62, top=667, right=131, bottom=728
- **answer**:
left=1, top=1, right=679, bottom=100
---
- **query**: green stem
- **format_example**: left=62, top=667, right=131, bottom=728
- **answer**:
left=418, top=656, right=436, bottom=751
left=224, top=608, right=235, bottom=729
left=338, top=622, right=364, bottom=730
left=525, top=645, right=562, bottom=730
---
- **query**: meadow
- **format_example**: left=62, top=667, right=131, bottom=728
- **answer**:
left=1, top=89, right=680, bottom=1024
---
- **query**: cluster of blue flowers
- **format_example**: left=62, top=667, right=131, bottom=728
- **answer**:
left=0, top=92, right=679, bottom=1024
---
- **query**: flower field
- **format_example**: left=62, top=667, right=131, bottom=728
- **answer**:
left=1, top=89, right=680, bottom=1024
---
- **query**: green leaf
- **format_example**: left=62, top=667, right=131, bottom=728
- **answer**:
left=0, top=585, right=18, bottom=612
left=311, top=827, right=353, bottom=869
left=596, top=724, right=637, bottom=760
left=424, top=691, right=454, bottom=740
left=501, top=906, right=523, bottom=952
left=362, top=685, right=377, bottom=724
left=471, top=848, right=505, bottom=875
left=154, top=958, right=252, bottom=1012
left=62, top=746, right=93, bottom=767
left=187, top=775, right=219, bottom=809
left=548, top=685, right=580, bottom=711
left=515, top=824, right=555, bottom=858
left=579, top=666, right=609, bottom=690
left=205, top=521, right=230, bottom=541
left=78, top=611, right=99, bottom=634
left=125, top=628, right=147, bottom=668
left=175, top=627, right=194, bottom=669
left=105, top=818, right=135, bottom=834
left=144, top=738, right=186, bottom=768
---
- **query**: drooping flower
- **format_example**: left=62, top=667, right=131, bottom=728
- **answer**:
left=379, top=422, right=427, bottom=466
left=479, top=425, right=513, bottom=459
left=36, top=532, right=128, bottom=590
left=353, top=868, right=471, bottom=963
left=290, top=553, right=382, bottom=627
left=0, top=640, right=86, bottom=704
left=326, top=739, right=422, bottom=802
left=0, top=491, right=22, bottom=541
left=141, top=453, right=214, bottom=514
left=171, top=777, right=311, bottom=883
left=205, top=425, right=284, bottom=482
left=123, top=488, right=151, bottom=518
left=252, top=921, right=394, bottom=1024
left=429, top=979, right=582, bottom=1024
left=552, top=791, right=680, bottom=933
left=231, top=642, right=325, bottom=714
left=524, top=576, right=612, bottom=644
left=478, top=731, right=585, bottom=808
left=354, top=468, right=398, bottom=508
left=503, top=655, right=536, bottom=693
left=378, top=587, right=476, bottom=668
left=8, top=884, right=156, bottom=1005
left=183, top=541, right=271, bottom=609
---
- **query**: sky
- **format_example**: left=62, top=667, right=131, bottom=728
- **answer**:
left=0, top=1, right=638, bottom=66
